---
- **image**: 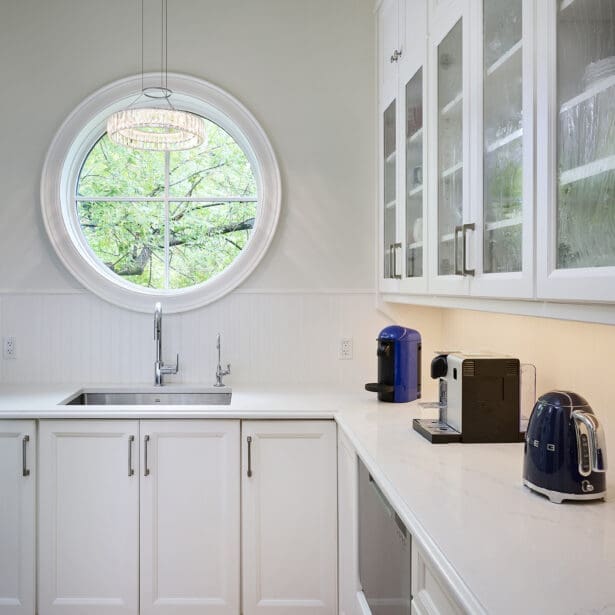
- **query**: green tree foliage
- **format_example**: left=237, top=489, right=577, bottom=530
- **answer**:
left=77, top=118, right=257, bottom=289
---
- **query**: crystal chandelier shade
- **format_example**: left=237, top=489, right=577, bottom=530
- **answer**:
left=106, top=0, right=206, bottom=151
left=107, top=107, right=206, bottom=151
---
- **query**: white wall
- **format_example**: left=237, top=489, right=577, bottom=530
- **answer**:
left=0, top=0, right=446, bottom=387
left=0, top=0, right=376, bottom=292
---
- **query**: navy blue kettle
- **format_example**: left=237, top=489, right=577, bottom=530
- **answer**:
left=523, top=391, right=607, bottom=503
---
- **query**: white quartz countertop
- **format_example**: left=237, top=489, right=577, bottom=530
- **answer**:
left=1, top=383, right=614, bottom=614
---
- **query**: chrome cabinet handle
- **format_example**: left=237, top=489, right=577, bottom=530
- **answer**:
left=22, top=435, right=30, bottom=477
left=392, top=242, right=402, bottom=279
left=128, top=435, right=135, bottom=477
left=390, top=49, right=402, bottom=63
left=247, top=436, right=253, bottom=477
left=388, top=243, right=394, bottom=279
left=144, top=435, right=150, bottom=476
left=454, top=225, right=463, bottom=275
left=462, top=223, right=475, bottom=276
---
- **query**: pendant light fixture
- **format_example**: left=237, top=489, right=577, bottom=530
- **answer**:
left=107, top=0, right=206, bottom=151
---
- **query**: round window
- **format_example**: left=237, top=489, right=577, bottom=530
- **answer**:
left=42, top=74, right=281, bottom=312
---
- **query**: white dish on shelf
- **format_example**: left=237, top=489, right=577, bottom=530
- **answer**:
left=584, top=56, right=615, bottom=88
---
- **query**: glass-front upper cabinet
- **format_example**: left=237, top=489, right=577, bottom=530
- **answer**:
left=405, top=69, right=424, bottom=280
left=378, top=0, right=402, bottom=287
left=383, top=100, right=399, bottom=280
left=537, top=0, right=615, bottom=302
left=428, top=3, right=471, bottom=295
left=472, top=0, right=534, bottom=297
left=399, top=0, right=428, bottom=293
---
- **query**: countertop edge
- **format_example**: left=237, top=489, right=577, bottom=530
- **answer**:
left=335, top=414, right=487, bottom=615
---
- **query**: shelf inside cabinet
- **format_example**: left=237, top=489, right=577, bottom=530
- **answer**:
left=440, top=232, right=456, bottom=243
left=486, top=128, right=523, bottom=154
left=486, top=40, right=522, bottom=77
left=560, top=74, right=615, bottom=113
left=560, top=0, right=615, bottom=20
left=441, top=92, right=462, bottom=116
left=560, top=154, right=615, bottom=186
left=408, top=184, right=423, bottom=197
left=484, top=216, right=523, bottom=232
left=441, top=162, right=463, bottom=178
left=408, top=241, right=423, bottom=249
left=385, top=199, right=396, bottom=210
left=385, top=150, right=397, bottom=165
left=407, top=127, right=423, bottom=144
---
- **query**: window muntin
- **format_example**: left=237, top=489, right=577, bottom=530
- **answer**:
left=76, top=120, right=258, bottom=290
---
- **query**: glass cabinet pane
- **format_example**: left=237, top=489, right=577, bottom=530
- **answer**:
left=483, top=0, right=523, bottom=273
left=405, top=68, right=424, bottom=278
left=557, top=0, right=615, bottom=269
left=437, top=20, right=463, bottom=276
left=383, top=100, right=397, bottom=278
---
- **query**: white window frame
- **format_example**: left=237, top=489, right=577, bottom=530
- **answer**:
left=41, top=73, right=281, bottom=313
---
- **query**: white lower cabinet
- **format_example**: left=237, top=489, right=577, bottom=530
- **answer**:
left=38, top=420, right=140, bottom=615
left=139, top=420, right=239, bottom=615
left=38, top=419, right=239, bottom=615
left=337, top=430, right=362, bottom=615
left=0, top=420, right=36, bottom=615
left=241, top=420, right=337, bottom=615
left=411, top=547, right=464, bottom=615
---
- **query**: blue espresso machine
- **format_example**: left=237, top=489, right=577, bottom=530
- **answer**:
left=365, top=326, right=421, bottom=403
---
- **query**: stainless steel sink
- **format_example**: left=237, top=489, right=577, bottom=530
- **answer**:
left=64, top=390, right=232, bottom=406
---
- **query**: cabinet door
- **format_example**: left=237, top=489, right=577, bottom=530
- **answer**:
left=379, top=0, right=401, bottom=106
left=242, top=420, right=337, bottom=615
left=0, top=421, right=35, bottom=615
left=470, top=0, right=534, bottom=298
left=399, top=0, right=429, bottom=293
left=338, top=431, right=360, bottom=615
left=38, top=420, right=139, bottom=615
left=140, top=420, right=240, bottom=615
left=428, top=1, right=472, bottom=295
left=381, top=98, right=402, bottom=289
left=537, top=0, right=615, bottom=302
left=379, top=0, right=403, bottom=292
left=411, top=547, right=464, bottom=615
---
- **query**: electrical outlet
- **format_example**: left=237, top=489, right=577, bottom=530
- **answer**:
left=3, top=336, right=16, bottom=359
left=339, top=337, right=353, bottom=360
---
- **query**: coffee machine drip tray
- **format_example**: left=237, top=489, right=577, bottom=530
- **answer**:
left=413, top=418, right=462, bottom=444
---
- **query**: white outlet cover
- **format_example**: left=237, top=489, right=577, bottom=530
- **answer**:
left=339, top=338, right=353, bottom=360
left=3, top=336, right=16, bottom=359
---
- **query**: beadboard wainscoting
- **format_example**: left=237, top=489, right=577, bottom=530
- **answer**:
left=0, top=290, right=435, bottom=388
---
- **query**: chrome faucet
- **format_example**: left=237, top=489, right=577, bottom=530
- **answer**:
left=214, top=333, right=231, bottom=387
left=154, top=302, right=179, bottom=386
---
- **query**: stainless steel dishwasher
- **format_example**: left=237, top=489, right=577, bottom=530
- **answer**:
left=358, top=458, right=412, bottom=615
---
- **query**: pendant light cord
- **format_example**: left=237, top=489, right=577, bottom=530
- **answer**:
left=141, top=0, right=144, bottom=94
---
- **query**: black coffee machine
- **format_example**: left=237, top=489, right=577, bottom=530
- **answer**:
left=365, top=326, right=421, bottom=403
